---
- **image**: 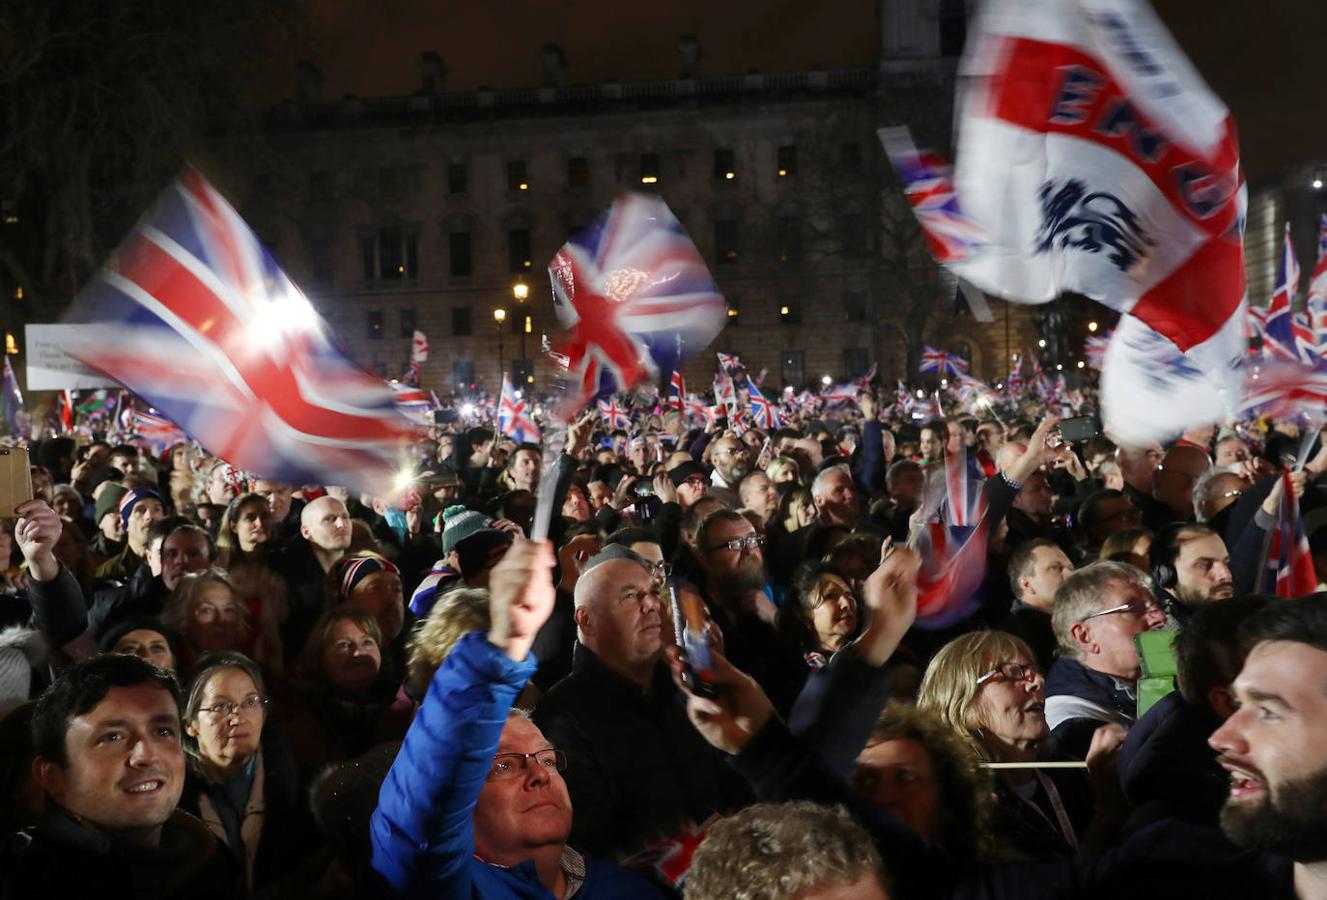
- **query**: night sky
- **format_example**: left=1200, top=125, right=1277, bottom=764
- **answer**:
left=248, top=0, right=1322, bottom=183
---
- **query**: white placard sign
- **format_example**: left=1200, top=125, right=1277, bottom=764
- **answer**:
left=25, top=324, right=120, bottom=390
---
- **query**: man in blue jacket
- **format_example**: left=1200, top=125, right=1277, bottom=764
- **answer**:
left=370, top=536, right=660, bottom=898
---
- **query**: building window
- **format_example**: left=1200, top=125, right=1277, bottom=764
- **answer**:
left=844, top=292, right=867, bottom=323
left=452, top=358, right=475, bottom=390
left=508, top=228, right=532, bottom=272
left=840, top=142, right=862, bottom=173
left=449, top=232, right=472, bottom=277
left=512, top=358, right=535, bottom=387
left=361, top=227, right=418, bottom=281
left=367, top=309, right=384, bottom=340
left=507, top=160, right=529, bottom=191
left=839, top=214, right=866, bottom=258
left=776, top=145, right=797, bottom=178
left=567, top=156, right=590, bottom=188
left=451, top=306, right=472, bottom=337
left=640, top=153, right=661, bottom=185
left=781, top=350, right=805, bottom=388
left=715, top=220, right=739, bottom=265
left=714, top=148, right=736, bottom=181
left=308, top=235, right=334, bottom=285
left=447, top=163, right=468, bottom=195
left=400, top=308, right=416, bottom=338
left=777, top=217, right=803, bottom=265
left=726, top=293, right=740, bottom=326
left=844, top=347, right=870, bottom=378
left=779, top=298, right=802, bottom=324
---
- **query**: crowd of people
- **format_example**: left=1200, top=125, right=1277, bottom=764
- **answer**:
left=1, top=388, right=1325, bottom=899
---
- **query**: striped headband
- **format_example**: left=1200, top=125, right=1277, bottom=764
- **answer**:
left=337, top=554, right=400, bottom=599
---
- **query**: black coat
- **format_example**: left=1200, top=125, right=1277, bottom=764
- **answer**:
left=177, top=729, right=315, bottom=893
left=532, top=643, right=752, bottom=859
left=1117, top=691, right=1228, bottom=832
left=0, top=807, right=238, bottom=900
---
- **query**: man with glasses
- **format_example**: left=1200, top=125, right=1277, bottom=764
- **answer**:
left=533, top=545, right=750, bottom=859
left=372, top=537, right=660, bottom=898
left=707, top=436, right=750, bottom=505
left=1046, top=561, right=1167, bottom=759
left=695, top=509, right=801, bottom=712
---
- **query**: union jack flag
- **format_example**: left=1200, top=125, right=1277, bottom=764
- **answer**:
left=400, top=360, right=420, bottom=387
left=1029, top=358, right=1050, bottom=397
left=820, top=382, right=860, bottom=405
left=1084, top=333, right=1111, bottom=370
left=918, top=345, right=949, bottom=374
left=895, top=381, right=915, bottom=416
left=597, top=397, right=631, bottom=431
left=912, top=450, right=990, bottom=629
left=548, top=193, right=726, bottom=418
left=498, top=373, right=541, bottom=443
left=747, top=380, right=781, bottom=429
left=1309, top=215, right=1327, bottom=349
left=684, top=394, right=707, bottom=421
left=1293, top=312, right=1318, bottom=363
left=855, top=363, right=878, bottom=392
left=411, top=330, right=429, bottom=363
left=1258, top=470, right=1317, bottom=597
left=64, top=168, right=418, bottom=495
left=716, top=352, right=743, bottom=374
left=1241, top=358, right=1327, bottom=421
left=668, top=370, right=686, bottom=412
left=942, top=443, right=983, bottom=527
left=879, top=127, right=986, bottom=264
left=132, top=410, right=188, bottom=448
left=392, top=383, right=435, bottom=425
left=1264, top=224, right=1302, bottom=361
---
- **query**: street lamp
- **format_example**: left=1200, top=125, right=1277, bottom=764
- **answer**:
left=512, top=280, right=529, bottom=360
left=494, top=307, right=507, bottom=382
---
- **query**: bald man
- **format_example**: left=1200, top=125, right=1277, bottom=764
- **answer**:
left=532, top=546, right=749, bottom=860
left=272, top=495, right=354, bottom=663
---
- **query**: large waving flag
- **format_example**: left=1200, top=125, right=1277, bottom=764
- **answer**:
left=597, top=397, right=631, bottom=431
left=880, top=130, right=987, bottom=264
left=497, top=373, right=541, bottom=444
left=63, top=168, right=418, bottom=495
left=548, top=193, right=726, bottom=418
left=885, top=0, right=1246, bottom=443
left=911, top=459, right=991, bottom=629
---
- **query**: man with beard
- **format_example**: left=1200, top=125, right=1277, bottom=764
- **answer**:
left=707, top=436, right=749, bottom=505
left=532, top=546, right=750, bottom=859
left=1208, top=596, right=1327, bottom=896
left=1150, top=524, right=1234, bottom=622
left=694, top=509, right=801, bottom=712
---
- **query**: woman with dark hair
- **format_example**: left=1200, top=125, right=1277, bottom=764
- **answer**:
left=215, top=493, right=286, bottom=675
left=162, top=569, right=250, bottom=672
left=99, top=616, right=180, bottom=674
left=179, top=651, right=312, bottom=892
left=271, top=607, right=412, bottom=770
left=778, top=561, right=865, bottom=668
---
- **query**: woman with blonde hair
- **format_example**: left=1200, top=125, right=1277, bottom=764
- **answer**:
left=917, top=630, right=1122, bottom=861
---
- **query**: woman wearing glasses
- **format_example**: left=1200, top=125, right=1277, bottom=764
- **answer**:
left=180, top=651, right=312, bottom=893
left=918, top=631, right=1122, bottom=861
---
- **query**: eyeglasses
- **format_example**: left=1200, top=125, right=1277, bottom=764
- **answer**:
left=1080, top=599, right=1161, bottom=623
left=647, top=560, right=672, bottom=579
left=706, top=535, right=765, bottom=553
left=198, top=696, right=268, bottom=721
left=489, top=749, right=567, bottom=781
left=976, top=662, right=1039, bottom=685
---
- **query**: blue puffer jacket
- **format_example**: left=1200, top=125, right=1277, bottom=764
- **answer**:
left=370, top=631, right=661, bottom=899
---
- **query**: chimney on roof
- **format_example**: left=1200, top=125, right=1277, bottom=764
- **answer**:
left=678, top=35, right=701, bottom=78
left=541, top=44, right=567, bottom=87
left=420, top=52, right=447, bottom=96
left=295, top=61, right=324, bottom=103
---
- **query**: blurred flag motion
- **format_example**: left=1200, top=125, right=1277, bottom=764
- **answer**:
left=63, top=168, right=418, bottom=495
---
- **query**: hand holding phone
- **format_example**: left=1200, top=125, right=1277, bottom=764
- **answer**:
left=669, top=583, right=719, bottom=698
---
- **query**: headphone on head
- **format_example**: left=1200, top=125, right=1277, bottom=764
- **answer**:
left=1149, top=522, right=1191, bottom=593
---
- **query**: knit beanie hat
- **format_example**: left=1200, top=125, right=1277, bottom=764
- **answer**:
left=95, top=483, right=129, bottom=525
left=335, top=553, right=401, bottom=600
left=118, top=488, right=163, bottom=525
left=440, top=505, right=492, bottom=555
left=455, top=529, right=512, bottom=578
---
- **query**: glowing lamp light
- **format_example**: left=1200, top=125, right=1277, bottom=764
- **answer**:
left=518, top=182, right=529, bottom=191
left=821, top=374, right=832, bottom=386
left=1037, top=339, right=1047, bottom=348
left=1077, top=360, right=1085, bottom=369
left=512, top=281, right=529, bottom=301
left=1315, top=179, right=1324, bottom=190
left=460, top=403, right=476, bottom=416
left=1055, top=363, right=1064, bottom=371
left=641, top=175, right=658, bottom=185
left=915, top=389, right=925, bottom=398
left=493, top=308, right=507, bottom=323
left=777, top=169, right=788, bottom=177
left=724, top=171, right=735, bottom=180
left=940, top=378, right=949, bottom=387
left=1088, top=321, right=1098, bottom=332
